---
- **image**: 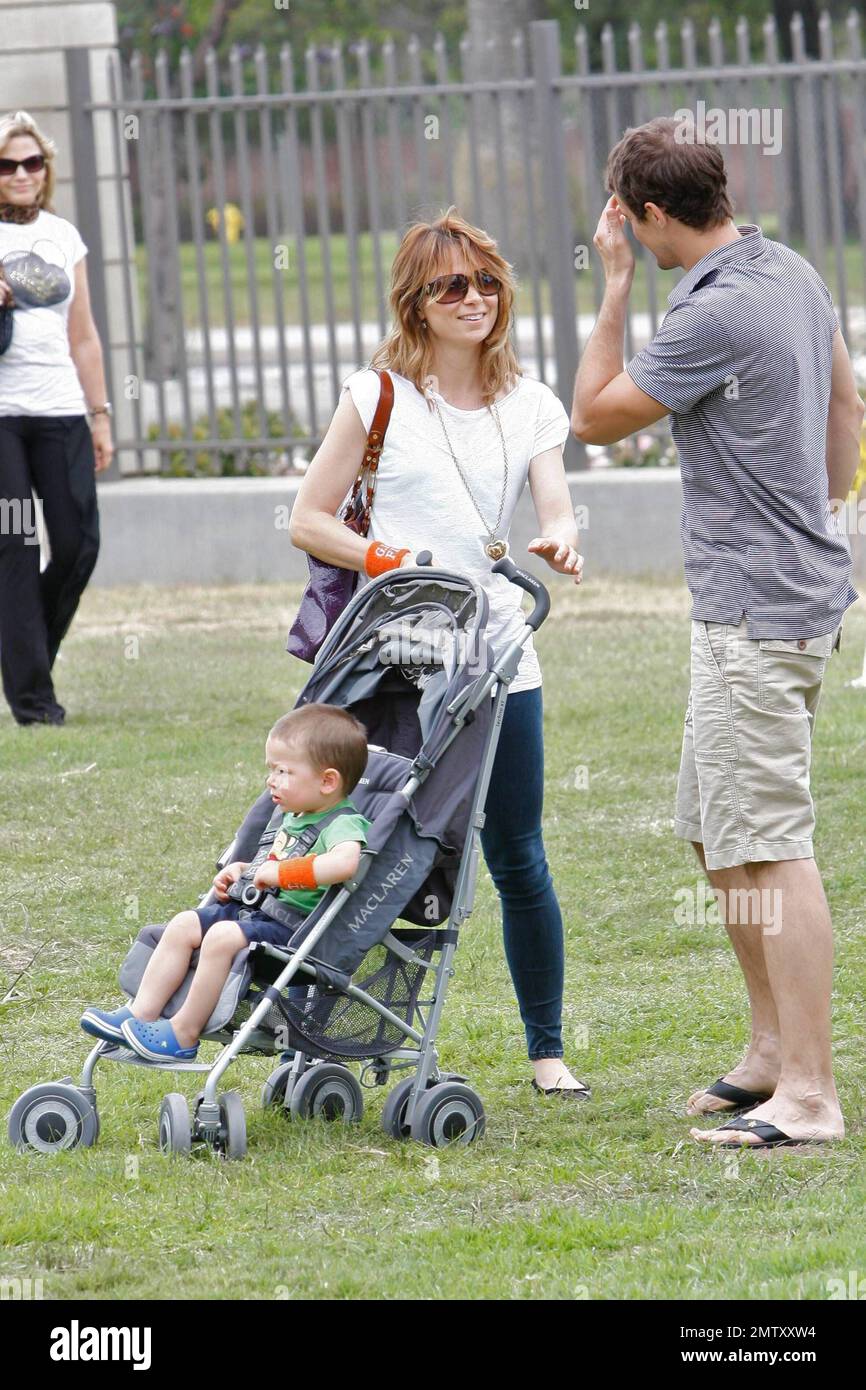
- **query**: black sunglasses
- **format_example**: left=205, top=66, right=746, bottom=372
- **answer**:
left=421, top=270, right=502, bottom=305
left=0, top=154, right=46, bottom=177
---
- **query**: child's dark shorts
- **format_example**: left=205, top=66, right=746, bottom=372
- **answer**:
left=195, top=898, right=307, bottom=947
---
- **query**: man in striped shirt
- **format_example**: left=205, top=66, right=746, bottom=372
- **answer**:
left=572, top=116, right=863, bottom=1150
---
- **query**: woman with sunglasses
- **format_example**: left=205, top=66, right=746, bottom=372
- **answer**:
left=0, top=110, right=112, bottom=727
left=290, top=207, right=589, bottom=1101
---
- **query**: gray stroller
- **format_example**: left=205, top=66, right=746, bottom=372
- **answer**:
left=8, top=555, right=550, bottom=1159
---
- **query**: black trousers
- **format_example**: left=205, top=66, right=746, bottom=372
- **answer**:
left=0, top=414, right=100, bottom=723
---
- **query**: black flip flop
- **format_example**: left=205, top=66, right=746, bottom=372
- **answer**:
left=532, top=1079, right=591, bottom=1101
left=695, top=1077, right=772, bottom=1115
left=710, top=1117, right=824, bottom=1149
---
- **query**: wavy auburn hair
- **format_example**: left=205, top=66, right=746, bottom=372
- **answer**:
left=369, top=206, right=521, bottom=409
left=0, top=110, right=58, bottom=211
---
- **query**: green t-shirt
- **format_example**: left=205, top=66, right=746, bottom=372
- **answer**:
left=271, top=797, right=372, bottom=914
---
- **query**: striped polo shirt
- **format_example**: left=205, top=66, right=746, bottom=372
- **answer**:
left=626, top=224, right=858, bottom=638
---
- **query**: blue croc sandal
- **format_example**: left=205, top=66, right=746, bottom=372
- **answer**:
left=120, top=1016, right=199, bottom=1062
left=80, top=1004, right=135, bottom=1043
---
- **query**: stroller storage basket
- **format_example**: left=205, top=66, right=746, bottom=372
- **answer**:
left=234, top=930, right=444, bottom=1061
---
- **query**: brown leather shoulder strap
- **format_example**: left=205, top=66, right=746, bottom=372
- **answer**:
left=346, top=369, right=395, bottom=533
left=366, top=368, right=394, bottom=456
left=355, top=370, right=394, bottom=530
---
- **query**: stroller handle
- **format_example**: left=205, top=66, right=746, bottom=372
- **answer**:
left=491, top=555, right=551, bottom=631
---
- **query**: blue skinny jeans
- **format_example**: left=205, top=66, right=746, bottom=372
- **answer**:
left=480, top=685, right=565, bottom=1061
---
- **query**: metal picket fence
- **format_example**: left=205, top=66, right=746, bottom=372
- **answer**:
left=64, top=12, right=866, bottom=474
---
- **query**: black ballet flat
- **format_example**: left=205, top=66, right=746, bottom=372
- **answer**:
left=17, top=707, right=66, bottom=727
left=532, top=1078, right=592, bottom=1101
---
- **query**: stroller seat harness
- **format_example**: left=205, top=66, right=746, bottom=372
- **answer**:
left=228, top=804, right=347, bottom=911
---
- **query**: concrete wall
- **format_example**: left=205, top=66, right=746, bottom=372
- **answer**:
left=89, top=465, right=866, bottom=589
left=90, top=467, right=687, bottom=587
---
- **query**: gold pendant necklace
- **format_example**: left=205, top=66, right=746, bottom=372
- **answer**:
left=432, top=397, right=510, bottom=562
left=484, top=537, right=509, bottom=561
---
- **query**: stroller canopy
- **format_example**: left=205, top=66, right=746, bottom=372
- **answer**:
left=295, top=568, right=496, bottom=857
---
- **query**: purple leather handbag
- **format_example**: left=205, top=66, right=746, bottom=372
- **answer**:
left=287, top=369, right=395, bottom=663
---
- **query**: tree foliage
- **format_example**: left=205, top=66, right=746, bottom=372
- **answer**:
left=115, top=0, right=862, bottom=80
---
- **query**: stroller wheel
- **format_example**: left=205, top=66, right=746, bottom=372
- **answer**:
left=214, top=1091, right=247, bottom=1160
left=7, top=1082, right=99, bottom=1154
left=158, top=1093, right=192, bottom=1155
left=381, top=1077, right=422, bottom=1140
left=409, top=1082, right=486, bottom=1148
left=289, top=1064, right=363, bottom=1124
left=261, top=1062, right=296, bottom=1111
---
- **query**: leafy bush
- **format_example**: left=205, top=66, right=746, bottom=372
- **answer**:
left=150, top=399, right=307, bottom=477
left=603, top=422, right=678, bottom=468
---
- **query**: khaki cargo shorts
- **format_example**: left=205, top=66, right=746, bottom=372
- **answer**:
left=674, top=615, right=841, bottom=870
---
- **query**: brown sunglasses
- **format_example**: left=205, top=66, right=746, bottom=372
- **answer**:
left=421, top=270, right=502, bottom=305
left=0, top=154, right=46, bottom=176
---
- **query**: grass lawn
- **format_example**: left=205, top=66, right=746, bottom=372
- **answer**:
left=1, top=577, right=865, bottom=1301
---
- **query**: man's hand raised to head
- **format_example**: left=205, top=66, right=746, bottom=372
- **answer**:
left=571, top=193, right=668, bottom=445
left=592, top=195, right=636, bottom=285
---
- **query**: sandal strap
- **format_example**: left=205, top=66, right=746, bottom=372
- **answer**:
left=716, top=1118, right=792, bottom=1143
left=706, top=1077, right=771, bottom=1106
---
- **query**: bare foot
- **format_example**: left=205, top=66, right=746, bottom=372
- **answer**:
left=690, top=1091, right=844, bottom=1147
left=533, top=1059, right=591, bottom=1096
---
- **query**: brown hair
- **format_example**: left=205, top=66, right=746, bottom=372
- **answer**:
left=269, top=704, right=369, bottom=796
left=0, top=110, right=57, bottom=211
left=605, top=116, right=734, bottom=230
left=369, top=205, right=521, bottom=408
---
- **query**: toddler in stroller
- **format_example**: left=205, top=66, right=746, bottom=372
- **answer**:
left=8, top=554, right=550, bottom=1158
left=79, top=704, right=372, bottom=1062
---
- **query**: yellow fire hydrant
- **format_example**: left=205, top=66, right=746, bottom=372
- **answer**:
left=206, top=203, right=245, bottom=244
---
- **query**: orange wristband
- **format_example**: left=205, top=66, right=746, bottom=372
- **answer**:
left=277, top=855, right=318, bottom=891
left=365, top=541, right=410, bottom=577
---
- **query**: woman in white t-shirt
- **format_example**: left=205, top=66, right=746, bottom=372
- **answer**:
left=290, top=207, right=590, bottom=1100
left=0, top=110, right=113, bottom=726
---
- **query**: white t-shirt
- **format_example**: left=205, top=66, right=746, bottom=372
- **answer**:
left=0, top=209, right=88, bottom=415
left=342, top=368, right=571, bottom=692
